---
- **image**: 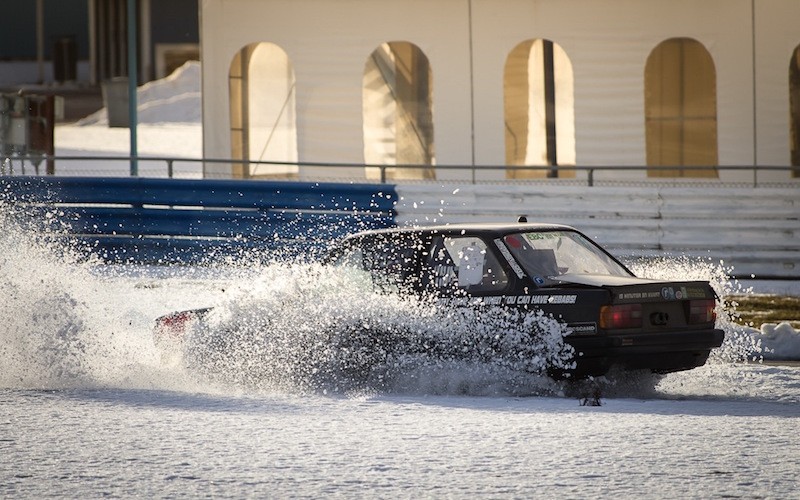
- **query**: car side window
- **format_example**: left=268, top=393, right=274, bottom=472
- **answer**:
left=331, top=237, right=419, bottom=294
left=425, top=236, right=509, bottom=294
left=363, top=240, right=418, bottom=294
left=330, top=244, right=374, bottom=290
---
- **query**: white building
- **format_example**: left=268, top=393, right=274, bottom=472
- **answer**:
left=199, top=0, right=800, bottom=185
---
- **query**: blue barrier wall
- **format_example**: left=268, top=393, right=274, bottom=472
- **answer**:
left=0, top=176, right=398, bottom=263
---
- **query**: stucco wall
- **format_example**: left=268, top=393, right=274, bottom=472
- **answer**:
left=469, top=0, right=755, bottom=179
left=201, top=0, right=472, bottom=178
left=200, top=0, right=800, bottom=183
left=755, top=0, right=800, bottom=175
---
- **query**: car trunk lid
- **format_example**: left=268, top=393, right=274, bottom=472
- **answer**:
left=554, top=274, right=718, bottom=331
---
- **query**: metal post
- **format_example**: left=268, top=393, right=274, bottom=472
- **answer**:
left=127, top=0, right=138, bottom=176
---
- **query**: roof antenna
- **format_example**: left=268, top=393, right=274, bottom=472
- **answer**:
left=517, top=215, right=528, bottom=223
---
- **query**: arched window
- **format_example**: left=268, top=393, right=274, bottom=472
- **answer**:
left=363, top=41, right=435, bottom=180
left=503, top=39, right=575, bottom=179
left=790, top=45, right=800, bottom=177
left=645, top=38, right=718, bottom=177
left=229, top=42, right=297, bottom=179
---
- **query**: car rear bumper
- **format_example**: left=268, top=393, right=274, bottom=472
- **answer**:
left=565, top=328, right=725, bottom=377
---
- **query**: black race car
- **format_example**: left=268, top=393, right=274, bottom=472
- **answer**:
left=155, top=222, right=724, bottom=378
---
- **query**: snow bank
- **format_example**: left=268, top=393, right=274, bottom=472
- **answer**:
left=52, top=61, right=202, bottom=176
left=77, top=61, right=201, bottom=126
left=749, top=323, right=800, bottom=360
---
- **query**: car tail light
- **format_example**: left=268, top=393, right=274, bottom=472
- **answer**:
left=154, top=311, right=195, bottom=342
left=688, top=299, right=717, bottom=324
left=599, top=304, right=642, bottom=329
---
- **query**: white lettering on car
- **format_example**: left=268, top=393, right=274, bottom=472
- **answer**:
left=525, top=295, right=578, bottom=305
left=548, top=295, right=577, bottom=304
left=435, top=295, right=577, bottom=307
left=568, top=322, right=597, bottom=334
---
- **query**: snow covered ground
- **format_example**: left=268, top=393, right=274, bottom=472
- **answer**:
left=1, top=219, right=800, bottom=498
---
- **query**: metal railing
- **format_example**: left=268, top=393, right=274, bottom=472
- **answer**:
left=2, top=154, right=799, bottom=188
